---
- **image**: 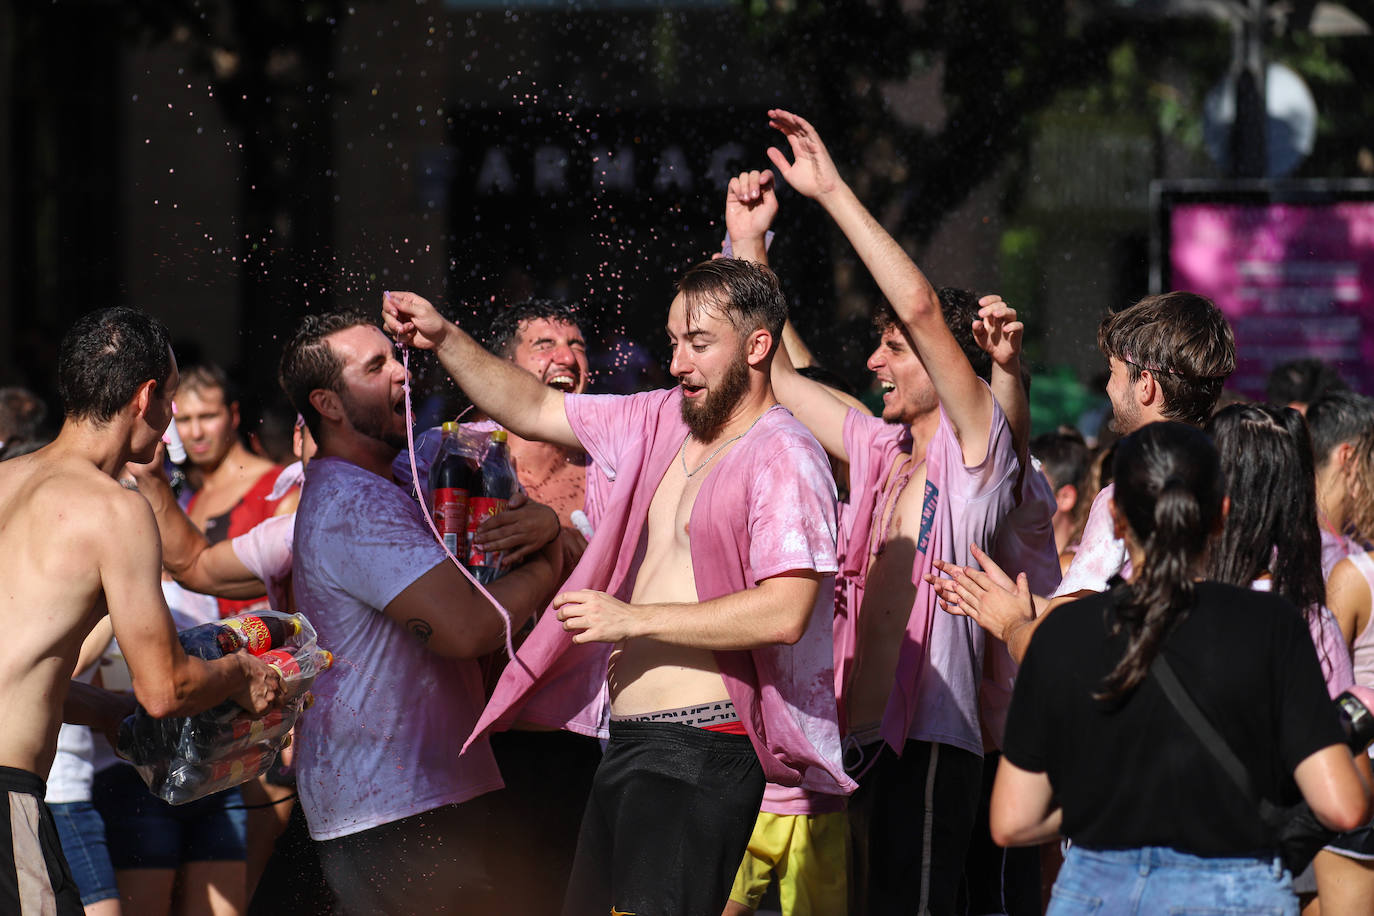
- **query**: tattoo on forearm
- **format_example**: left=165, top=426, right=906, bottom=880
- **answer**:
left=406, top=618, right=433, bottom=645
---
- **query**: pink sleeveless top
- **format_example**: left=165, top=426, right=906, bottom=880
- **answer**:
left=1346, top=552, right=1374, bottom=689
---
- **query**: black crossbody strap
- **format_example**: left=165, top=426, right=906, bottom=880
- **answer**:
left=1150, top=654, right=1261, bottom=803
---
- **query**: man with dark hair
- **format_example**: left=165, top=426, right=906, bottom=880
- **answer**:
left=1307, top=390, right=1374, bottom=577
left=276, top=309, right=572, bottom=913
left=383, top=257, right=850, bottom=916
left=176, top=363, right=297, bottom=618
left=731, top=111, right=1020, bottom=916
left=1032, top=429, right=1092, bottom=556
left=1267, top=356, right=1349, bottom=414
left=0, top=307, right=281, bottom=916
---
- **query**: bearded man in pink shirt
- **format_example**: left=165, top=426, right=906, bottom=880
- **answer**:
left=384, top=257, right=851, bottom=916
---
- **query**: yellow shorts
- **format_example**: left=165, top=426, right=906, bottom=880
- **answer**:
left=728, top=810, right=848, bottom=916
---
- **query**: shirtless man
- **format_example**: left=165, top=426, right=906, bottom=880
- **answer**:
left=384, top=260, right=852, bottom=916
left=745, top=110, right=1020, bottom=915
left=0, top=307, right=280, bottom=916
left=177, top=365, right=297, bottom=617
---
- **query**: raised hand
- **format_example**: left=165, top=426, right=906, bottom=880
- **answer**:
left=725, top=169, right=778, bottom=257
left=971, top=295, right=1024, bottom=370
left=765, top=109, right=842, bottom=201
left=382, top=290, right=453, bottom=352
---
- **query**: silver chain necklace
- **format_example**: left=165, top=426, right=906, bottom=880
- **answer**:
left=680, top=411, right=766, bottom=478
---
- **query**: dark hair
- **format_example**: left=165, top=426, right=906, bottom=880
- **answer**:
left=936, top=288, right=992, bottom=382
left=278, top=310, right=374, bottom=440
left=57, top=307, right=174, bottom=423
left=677, top=259, right=787, bottom=357
left=1097, top=421, right=1225, bottom=701
left=0, top=387, right=48, bottom=442
left=1033, top=429, right=1091, bottom=494
left=1306, top=390, right=1374, bottom=470
left=486, top=299, right=583, bottom=359
left=1097, top=291, right=1235, bottom=427
left=1204, top=404, right=1325, bottom=621
left=1266, top=358, right=1348, bottom=407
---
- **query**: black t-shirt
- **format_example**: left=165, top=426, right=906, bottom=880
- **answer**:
left=1002, top=581, right=1345, bottom=856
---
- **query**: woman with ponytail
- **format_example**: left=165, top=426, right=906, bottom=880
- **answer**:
left=986, top=422, right=1369, bottom=914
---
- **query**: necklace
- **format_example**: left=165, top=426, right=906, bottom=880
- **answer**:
left=680, top=412, right=766, bottom=478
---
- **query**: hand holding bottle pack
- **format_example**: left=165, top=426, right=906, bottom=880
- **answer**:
left=117, top=609, right=333, bottom=804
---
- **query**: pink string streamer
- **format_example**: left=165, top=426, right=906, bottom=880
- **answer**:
left=399, top=343, right=519, bottom=664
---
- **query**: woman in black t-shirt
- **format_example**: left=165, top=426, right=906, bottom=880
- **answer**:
left=989, top=422, right=1370, bottom=915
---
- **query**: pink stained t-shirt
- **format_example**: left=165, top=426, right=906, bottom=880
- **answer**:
left=292, top=457, right=503, bottom=841
left=981, top=457, right=1063, bottom=750
left=230, top=513, right=295, bottom=611
left=1053, top=483, right=1131, bottom=598
left=465, top=388, right=855, bottom=797
left=836, top=395, right=1020, bottom=756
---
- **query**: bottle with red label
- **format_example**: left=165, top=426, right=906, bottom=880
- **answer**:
left=177, top=614, right=300, bottom=660
left=465, top=430, right=516, bottom=584
left=428, top=421, right=480, bottom=557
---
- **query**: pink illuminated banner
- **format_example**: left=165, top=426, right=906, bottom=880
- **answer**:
left=1166, top=195, right=1374, bottom=399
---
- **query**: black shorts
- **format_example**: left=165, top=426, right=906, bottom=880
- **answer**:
left=847, top=739, right=983, bottom=916
left=0, top=766, right=83, bottom=916
left=562, top=720, right=765, bottom=916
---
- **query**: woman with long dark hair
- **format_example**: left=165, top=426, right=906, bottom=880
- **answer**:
left=986, top=422, right=1369, bottom=914
left=1205, top=403, right=1352, bottom=696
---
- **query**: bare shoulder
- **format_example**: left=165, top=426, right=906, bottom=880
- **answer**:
left=20, top=457, right=155, bottom=549
left=1328, top=555, right=1371, bottom=604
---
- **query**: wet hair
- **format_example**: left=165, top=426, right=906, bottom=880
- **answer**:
left=486, top=299, right=583, bottom=360
left=278, top=310, right=375, bottom=440
left=0, top=387, right=48, bottom=442
left=177, top=363, right=238, bottom=405
left=1348, top=424, right=1374, bottom=542
left=1204, top=404, right=1325, bottom=624
left=1306, top=390, right=1374, bottom=470
left=1097, top=422, right=1225, bottom=701
left=57, top=307, right=174, bottom=423
left=677, top=259, right=787, bottom=357
left=1266, top=358, right=1348, bottom=407
left=1097, top=292, right=1235, bottom=427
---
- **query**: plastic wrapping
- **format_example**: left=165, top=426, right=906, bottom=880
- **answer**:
left=117, top=610, right=332, bottom=805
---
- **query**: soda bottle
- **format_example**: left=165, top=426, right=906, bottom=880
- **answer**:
left=259, top=647, right=334, bottom=688
left=161, top=745, right=273, bottom=805
left=465, top=430, right=516, bottom=584
left=177, top=614, right=301, bottom=660
left=222, top=614, right=301, bottom=655
left=429, top=421, right=479, bottom=557
left=179, top=709, right=291, bottom=763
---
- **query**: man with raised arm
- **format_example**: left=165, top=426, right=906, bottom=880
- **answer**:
left=383, top=259, right=851, bottom=916
left=739, top=110, right=1020, bottom=915
left=276, top=310, right=573, bottom=914
left=0, top=307, right=282, bottom=916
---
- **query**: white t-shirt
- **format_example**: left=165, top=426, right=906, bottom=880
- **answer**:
left=292, top=457, right=503, bottom=841
left=231, top=513, right=296, bottom=610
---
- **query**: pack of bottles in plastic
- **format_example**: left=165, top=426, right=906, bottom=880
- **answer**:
left=117, top=609, right=333, bottom=805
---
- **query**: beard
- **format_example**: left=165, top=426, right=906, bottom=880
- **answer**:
left=681, top=352, right=751, bottom=442
left=1108, top=396, right=1141, bottom=435
left=341, top=390, right=409, bottom=451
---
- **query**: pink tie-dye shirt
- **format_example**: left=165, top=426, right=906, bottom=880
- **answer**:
left=466, top=388, right=855, bottom=797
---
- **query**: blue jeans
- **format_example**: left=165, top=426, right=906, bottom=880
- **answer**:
left=1049, top=845, right=1297, bottom=915
left=49, top=801, right=118, bottom=907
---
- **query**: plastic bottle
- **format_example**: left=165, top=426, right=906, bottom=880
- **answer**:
left=161, top=745, right=274, bottom=805
left=177, top=614, right=301, bottom=660
left=259, top=647, right=334, bottom=682
left=465, top=430, right=516, bottom=584
left=429, top=421, right=479, bottom=557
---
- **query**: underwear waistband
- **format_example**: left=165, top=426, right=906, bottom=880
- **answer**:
left=610, top=700, right=740, bottom=729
